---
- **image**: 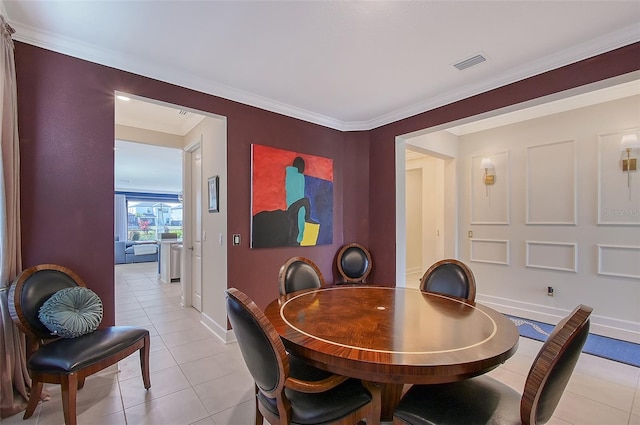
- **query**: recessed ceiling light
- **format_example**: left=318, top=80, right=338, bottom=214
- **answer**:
left=116, top=95, right=131, bottom=101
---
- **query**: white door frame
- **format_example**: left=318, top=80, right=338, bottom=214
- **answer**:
left=396, top=134, right=459, bottom=287
left=182, top=136, right=202, bottom=308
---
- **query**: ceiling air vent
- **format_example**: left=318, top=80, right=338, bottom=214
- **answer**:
left=453, top=54, right=487, bottom=71
left=177, top=110, right=189, bottom=116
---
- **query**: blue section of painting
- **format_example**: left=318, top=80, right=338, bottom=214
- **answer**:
left=507, top=315, right=640, bottom=368
left=305, top=175, right=333, bottom=245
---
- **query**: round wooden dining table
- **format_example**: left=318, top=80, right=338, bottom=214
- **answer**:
left=264, top=285, right=520, bottom=421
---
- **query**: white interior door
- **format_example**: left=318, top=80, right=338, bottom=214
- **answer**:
left=191, top=147, right=203, bottom=311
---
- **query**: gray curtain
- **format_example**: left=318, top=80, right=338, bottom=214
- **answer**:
left=0, top=15, right=30, bottom=418
left=115, top=194, right=128, bottom=241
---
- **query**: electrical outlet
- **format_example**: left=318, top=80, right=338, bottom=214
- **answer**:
left=547, top=286, right=554, bottom=297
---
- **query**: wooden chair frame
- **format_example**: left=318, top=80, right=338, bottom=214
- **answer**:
left=8, top=264, right=150, bottom=425
left=419, top=258, right=477, bottom=302
left=392, top=304, right=592, bottom=425
left=278, top=256, right=325, bottom=295
left=227, top=288, right=380, bottom=425
left=336, top=243, right=373, bottom=283
left=520, top=304, right=592, bottom=424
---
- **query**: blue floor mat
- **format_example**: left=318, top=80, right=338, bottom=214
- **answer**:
left=506, top=315, right=640, bottom=368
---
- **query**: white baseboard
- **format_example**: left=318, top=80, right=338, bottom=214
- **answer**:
left=406, top=266, right=423, bottom=275
left=478, top=294, right=640, bottom=344
left=200, top=312, right=236, bottom=344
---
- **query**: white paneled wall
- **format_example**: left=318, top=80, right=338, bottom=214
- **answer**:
left=458, top=95, right=640, bottom=342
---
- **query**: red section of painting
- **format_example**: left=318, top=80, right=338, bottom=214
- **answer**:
left=251, top=144, right=333, bottom=216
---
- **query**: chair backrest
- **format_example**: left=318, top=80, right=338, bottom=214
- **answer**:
left=336, top=243, right=372, bottom=283
left=225, top=288, right=288, bottom=399
left=520, top=304, right=592, bottom=425
left=8, top=264, right=86, bottom=340
left=419, top=259, right=476, bottom=302
left=278, top=257, right=324, bottom=295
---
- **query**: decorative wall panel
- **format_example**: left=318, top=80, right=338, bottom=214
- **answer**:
left=471, top=152, right=509, bottom=224
left=597, top=244, right=640, bottom=279
left=470, top=239, right=509, bottom=265
left=526, top=140, right=576, bottom=225
left=598, top=130, right=640, bottom=225
left=526, top=241, right=577, bottom=272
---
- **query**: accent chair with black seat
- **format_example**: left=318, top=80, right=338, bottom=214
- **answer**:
left=335, top=243, right=372, bottom=284
left=393, top=304, right=592, bottom=425
left=278, top=256, right=325, bottom=296
left=226, top=287, right=380, bottom=425
left=419, top=258, right=476, bottom=302
left=8, top=264, right=151, bottom=425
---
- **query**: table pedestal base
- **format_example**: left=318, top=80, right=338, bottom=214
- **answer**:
left=369, top=382, right=403, bottom=422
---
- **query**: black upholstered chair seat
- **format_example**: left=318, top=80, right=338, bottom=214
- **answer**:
left=28, top=327, right=149, bottom=373
left=394, top=376, right=521, bottom=425
left=258, top=377, right=372, bottom=425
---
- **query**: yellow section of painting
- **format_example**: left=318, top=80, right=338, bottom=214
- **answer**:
left=300, top=222, right=320, bottom=246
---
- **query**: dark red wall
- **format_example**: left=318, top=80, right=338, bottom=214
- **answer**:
left=367, top=42, right=640, bottom=284
left=15, top=41, right=639, bottom=324
left=15, top=42, right=370, bottom=322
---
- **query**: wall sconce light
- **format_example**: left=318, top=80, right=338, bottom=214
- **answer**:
left=620, top=134, right=639, bottom=200
left=480, top=157, right=495, bottom=196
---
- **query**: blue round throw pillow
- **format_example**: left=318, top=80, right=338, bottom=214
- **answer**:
left=38, top=287, right=103, bottom=338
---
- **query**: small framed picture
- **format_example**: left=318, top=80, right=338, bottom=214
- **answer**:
left=208, top=175, right=219, bottom=212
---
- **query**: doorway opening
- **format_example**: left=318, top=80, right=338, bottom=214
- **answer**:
left=114, top=93, right=227, bottom=333
left=395, top=132, right=458, bottom=288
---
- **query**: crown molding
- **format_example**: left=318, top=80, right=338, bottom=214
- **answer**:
left=9, top=21, right=640, bottom=133
left=362, top=24, right=640, bottom=131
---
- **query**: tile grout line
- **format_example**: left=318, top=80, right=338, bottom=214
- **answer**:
left=628, top=373, right=640, bottom=425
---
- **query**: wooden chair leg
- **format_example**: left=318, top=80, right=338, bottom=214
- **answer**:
left=23, top=380, right=42, bottom=419
left=140, top=334, right=151, bottom=389
left=363, top=381, right=382, bottom=425
left=77, top=376, right=86, bottom=390
left=254, top=384, right=263, bottom=425
left=61, top=373, right=78, bottom=425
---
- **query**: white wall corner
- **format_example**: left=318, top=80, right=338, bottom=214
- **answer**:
left=200, top=312, right=233, bottom=343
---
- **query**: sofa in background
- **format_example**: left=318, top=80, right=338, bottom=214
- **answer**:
left=115, top=240, right=158, bottom=264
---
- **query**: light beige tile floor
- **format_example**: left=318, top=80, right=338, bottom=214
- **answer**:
left=4, top=262, right=639, bottom=424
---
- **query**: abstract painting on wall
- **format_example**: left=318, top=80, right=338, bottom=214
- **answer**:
left=251, top=144, right=333, bottom=248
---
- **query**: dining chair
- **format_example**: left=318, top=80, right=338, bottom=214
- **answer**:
left=419, top=258, right=476, bottom=302
left=8, top=264, right=151, bottom=425
left=225, top=287, right=381, bottom=425
left=278, top=256, right=325, bottom=295
left=393, top=304, right=592, bottom=425
left=335, top=242, right=373, bottom=284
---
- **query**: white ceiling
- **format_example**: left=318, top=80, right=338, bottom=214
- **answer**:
left=4, top=1, right=640, bottom=193
left=114, top=138, right=184, bottom=194
left=113, top=96, right=204, bottom=194
left=3, top=1, right=639, bottom=132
